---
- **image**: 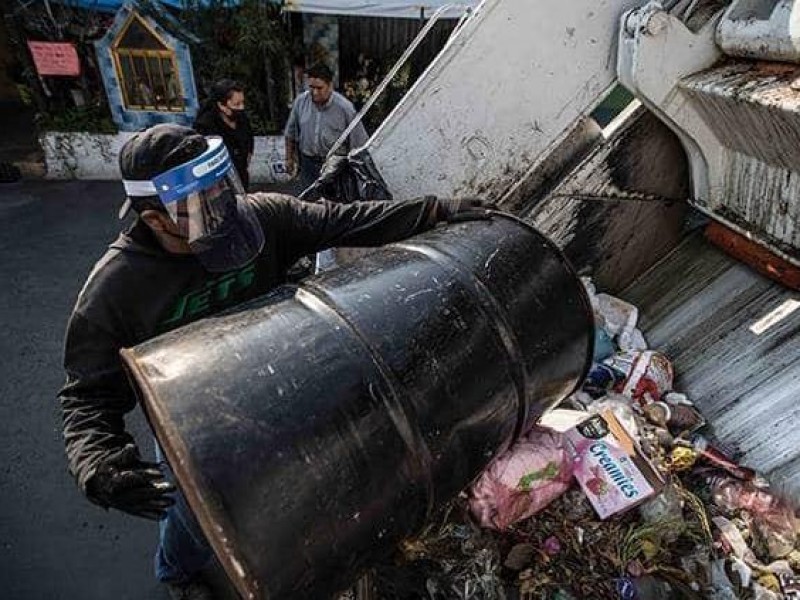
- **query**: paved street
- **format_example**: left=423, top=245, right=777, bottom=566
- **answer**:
left=0, top=180, right=172, bottom=600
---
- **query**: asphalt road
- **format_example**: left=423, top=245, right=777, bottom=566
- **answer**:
left=0, top=180, right=191, bottom=600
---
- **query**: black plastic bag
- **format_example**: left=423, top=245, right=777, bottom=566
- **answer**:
left=300, top=151, right=392, bottom=203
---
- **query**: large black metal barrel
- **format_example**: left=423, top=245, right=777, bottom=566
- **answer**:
left=121, top=214, right=593, bottom=600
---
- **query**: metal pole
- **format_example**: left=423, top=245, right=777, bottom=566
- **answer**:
left=324, top=3, right=468, bottom=160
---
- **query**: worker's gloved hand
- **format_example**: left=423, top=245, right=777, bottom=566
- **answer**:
left=436, top=197, right=496, bottom=223
left=305, top=155, right=348, bottom=201
left=317, top=155, right=348, bottom=186
left=87, top=443, right=175, bottom=521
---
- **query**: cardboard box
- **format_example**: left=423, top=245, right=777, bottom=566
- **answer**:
left=564, top=411, right=664, bottom=519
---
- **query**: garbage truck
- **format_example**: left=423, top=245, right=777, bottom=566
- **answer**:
left=355, top=0, right=800, bottom=500
left=122, top=0, right=800, bottom=597
left=329, top=0, right=800, bottom=592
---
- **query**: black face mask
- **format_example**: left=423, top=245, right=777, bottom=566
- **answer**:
left=219, top=104, right=245, bottom=121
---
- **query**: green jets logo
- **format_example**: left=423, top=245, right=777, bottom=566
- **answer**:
left=160, top=263, right=256, bottom=329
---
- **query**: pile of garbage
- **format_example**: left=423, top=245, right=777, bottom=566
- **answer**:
left=376, top=280, right=800, bottom=600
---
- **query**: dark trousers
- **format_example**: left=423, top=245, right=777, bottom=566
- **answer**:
left=299, top=153, right=324, bottom=200
left=234, top=159, right=250, bottom=191
left=154, top=443, right=213, bottom=583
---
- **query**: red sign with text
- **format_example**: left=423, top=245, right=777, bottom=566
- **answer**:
left=27, top=41, right=81, bottom=77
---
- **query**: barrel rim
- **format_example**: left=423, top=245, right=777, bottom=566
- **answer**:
left=120, top=347, right=264, bottom=600
left=491, top=211, right=596, bottom=403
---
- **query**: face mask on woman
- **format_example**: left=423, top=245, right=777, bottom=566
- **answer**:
left=227, top=106, right=246, bottom=121
left=221, top=91, right=245, bottom=120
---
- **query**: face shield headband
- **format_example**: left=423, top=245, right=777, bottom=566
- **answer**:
left=122, top=137, right=265, bottom=273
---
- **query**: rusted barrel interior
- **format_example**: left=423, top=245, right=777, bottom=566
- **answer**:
left=121, top=214, right=593, bottom=600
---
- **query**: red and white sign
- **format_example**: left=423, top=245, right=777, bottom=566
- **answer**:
left=27, top=41, right=81, bottom=77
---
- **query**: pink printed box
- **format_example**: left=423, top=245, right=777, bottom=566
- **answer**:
left=564, top=411, right=664, bottom=519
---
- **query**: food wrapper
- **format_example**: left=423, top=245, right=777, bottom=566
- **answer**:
left=604, top=351, right=674, bottom=408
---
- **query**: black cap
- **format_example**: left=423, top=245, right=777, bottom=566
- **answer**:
left=118, top=123, right=208, bottom=219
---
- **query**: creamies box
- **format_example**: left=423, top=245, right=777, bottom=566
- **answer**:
left=564, top=411, right=664, bottom=519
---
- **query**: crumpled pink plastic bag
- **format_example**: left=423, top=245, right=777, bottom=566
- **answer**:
left=468, top=426, right=573, bottom=530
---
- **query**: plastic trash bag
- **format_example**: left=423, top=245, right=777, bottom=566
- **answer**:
left=595, top=293, right=647, bottom=352
left=593, top=326, right=616, bottom=362
left=639, top=483, right=684, bottom=528
left=468, top=427, right=573, bottom=530
left=706, top=559, right=739, bottom=600
left=306, top=151, right=392, bottom=203
left=713, top=516, right=758, bottom=563
left=755, top=508, right=797, bottom=560
left=580, top=278, right=647, bottom=352
left=711, top=478, right=797, bottom=559
left=586, top=393, right=640, bottom=439
left=752, top=582, right=782, bottom=600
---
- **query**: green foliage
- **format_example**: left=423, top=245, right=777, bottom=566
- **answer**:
left=38, top=105, right=118, bottom=134
left=343, top=56, right=414, bottom=133
left=591, top=85, right=635, bottom=128
left=248, top=114, right=278, bottom=138
left=16, top=85, right=35, bottom=107
left=179, top=0, right=291, bottom=135
left=5, top=1, right=118, bottom=134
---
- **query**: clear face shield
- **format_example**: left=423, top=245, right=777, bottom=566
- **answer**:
left=123, top=137, right=264, bottom=272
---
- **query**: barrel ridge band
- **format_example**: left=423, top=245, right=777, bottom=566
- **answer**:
left=292, top=285, right=437, bottom=519
left=392, top=240, right=531, bottom=445
left=512, top=212, right=596, bottom=397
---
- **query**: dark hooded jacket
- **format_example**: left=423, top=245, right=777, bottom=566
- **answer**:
left=59, top=193, right=441, bottom=501
left=194, top=102, right=254, bottom=189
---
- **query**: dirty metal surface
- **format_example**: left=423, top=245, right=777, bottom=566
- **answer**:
left=717, top=0, right=800, bottom=63
left=622, top=232, right=800, bottom=498
left=365, top=0, right=644, bottom=200
left=499, top=117, right=602, bottom=213
left=680, top=61, right=800, bottom=263
left=549, top=108, right=691, bottom=202
left=527, top=195, right=687, bottom=294
left=682, top=61, right=800, bottom=171
left=520, top=109, right=690, bottom=294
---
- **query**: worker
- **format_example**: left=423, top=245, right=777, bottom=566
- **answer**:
left=284, top=62, right=368, bottom=198
left=58, top=123, right=491, bottom=600
left=194, top=79, right=254, bottom=190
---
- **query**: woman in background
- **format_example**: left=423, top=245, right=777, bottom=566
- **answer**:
left=194, top=79, right=255, bottom=189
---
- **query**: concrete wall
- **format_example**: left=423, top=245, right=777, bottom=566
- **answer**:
left=40, top=131, right=289, bottom=184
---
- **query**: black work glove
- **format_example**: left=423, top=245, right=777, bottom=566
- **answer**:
left=317, top=155, right=348, bottom=186
left=87, top=443, right=176, bottom=521
left=435, top=197, right=496, bottom=223
left=299, top=156, right=348, bottom=201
